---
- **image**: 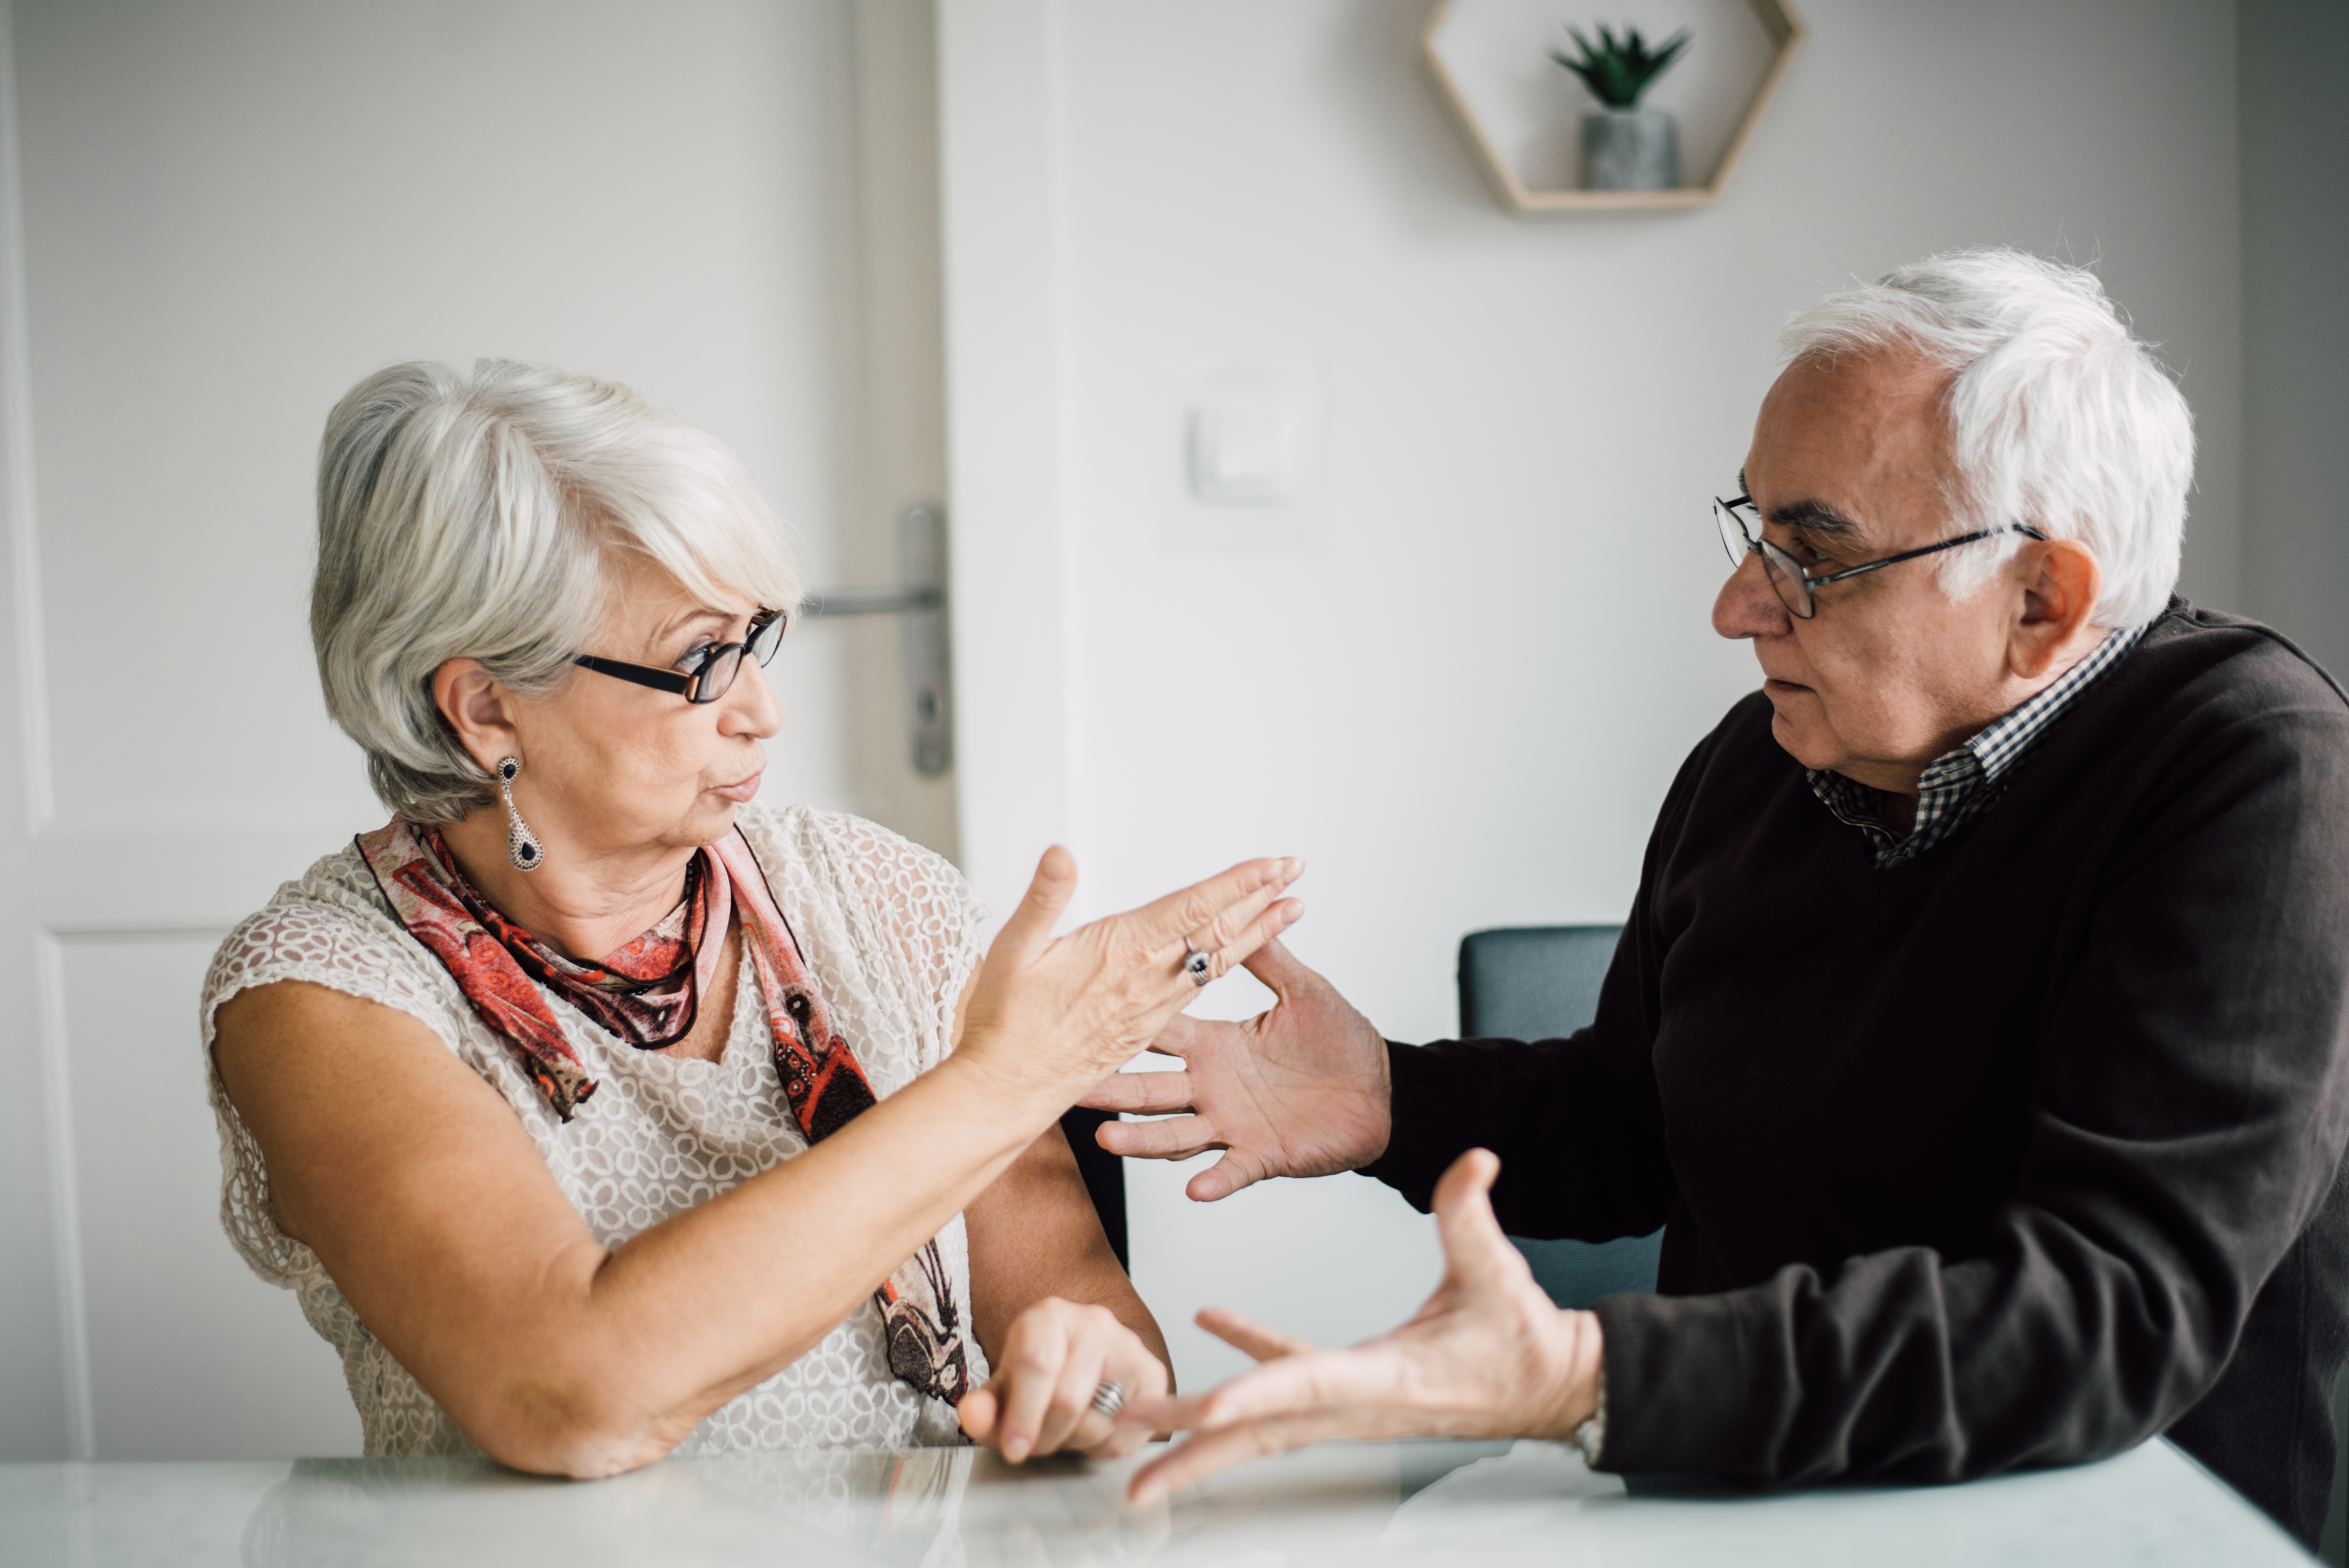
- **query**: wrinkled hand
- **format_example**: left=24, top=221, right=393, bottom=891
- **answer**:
left=1078, top=940, right=1390, bottom=1201
left=957, top=1296, right=1169, bottom=1462
left=957, top=848, right=1303, bottom=1105
left=1120, top=1150, right=1602, bottom=1504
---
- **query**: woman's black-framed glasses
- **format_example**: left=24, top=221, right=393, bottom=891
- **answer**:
left=573, top=608, right=788, bottom=704
left=1713, top=495, right=2046, bottom=620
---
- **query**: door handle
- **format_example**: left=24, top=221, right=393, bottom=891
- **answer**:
left=803, top=586, right=943, bottom=616
left=802, top=501, right=953, bottom=777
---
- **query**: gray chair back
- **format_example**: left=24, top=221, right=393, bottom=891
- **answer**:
left=1457, top=925, right=1663, bottom=1310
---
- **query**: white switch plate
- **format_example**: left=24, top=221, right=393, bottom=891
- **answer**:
left=1190, top=395, right=1300, bottom=505
left=1165, top=361, right=1323, bottom=549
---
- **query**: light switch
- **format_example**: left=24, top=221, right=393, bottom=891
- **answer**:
left=1166, top=360, right=1322, bottom=550
left=1189, top=396, right=1299, bottom=505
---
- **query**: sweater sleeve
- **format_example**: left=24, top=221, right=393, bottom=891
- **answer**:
left=1592, top=690, right=2349, bottom=1484
left=1358, top=721, right=1713, bottom=1240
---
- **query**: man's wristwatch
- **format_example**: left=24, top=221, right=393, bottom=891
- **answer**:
left=1572, top=1369, right=1606, bottom=1466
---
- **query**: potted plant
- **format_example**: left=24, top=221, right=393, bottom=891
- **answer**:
left=1552, top=23, right=1692, bottom=191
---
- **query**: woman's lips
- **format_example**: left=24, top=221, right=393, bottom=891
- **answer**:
left=1763, top=677, right=1811, bottom=695
left=713, top=771, right=763, bottom=803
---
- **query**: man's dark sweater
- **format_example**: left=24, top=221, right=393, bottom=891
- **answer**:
left=1363, top=602, right=2349, bottom=1547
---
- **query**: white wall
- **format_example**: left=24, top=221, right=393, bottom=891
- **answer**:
left=943, top=0, right=2247, bottom=1391
left=2239, top=0, right=2349, bottom=679
left=0, top=0, right=2275, bottom=1459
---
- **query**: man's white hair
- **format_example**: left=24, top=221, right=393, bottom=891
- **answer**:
left=312, top=359, right=802, bottom=822
left=1779, top=249, right=2193, bottom=628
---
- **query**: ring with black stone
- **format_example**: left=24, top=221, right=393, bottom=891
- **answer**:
left=1182, top=947, right=1213, bottom=987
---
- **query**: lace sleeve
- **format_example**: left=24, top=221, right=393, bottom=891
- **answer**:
left=200, top=882, right=466, bottom=1286
left=201, top=896, right=462, bottom=1056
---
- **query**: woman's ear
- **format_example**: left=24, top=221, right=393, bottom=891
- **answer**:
left=2010, top=538, right=2104, bottom=681
left=431, top=658, right=519, bottom=774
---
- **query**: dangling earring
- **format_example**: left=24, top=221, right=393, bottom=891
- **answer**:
left=498, top=757, right=544, bottom=871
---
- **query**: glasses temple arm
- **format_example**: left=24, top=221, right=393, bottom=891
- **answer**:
left=572, top=654, right=693, bottom=696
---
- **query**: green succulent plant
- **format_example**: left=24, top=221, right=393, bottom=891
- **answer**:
left=1552, top=23, right=1693, bottom=110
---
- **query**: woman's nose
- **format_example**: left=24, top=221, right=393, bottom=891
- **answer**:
left=1712, top=549, right=1791, bottom=641
left=721, top=656, right=784, bottom=739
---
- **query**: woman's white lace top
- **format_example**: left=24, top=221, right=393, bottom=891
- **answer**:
left=201, top=802, right=991, bottom=1456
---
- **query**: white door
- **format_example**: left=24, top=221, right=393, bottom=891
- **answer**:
left=0, top=0, right=952, bottom=1460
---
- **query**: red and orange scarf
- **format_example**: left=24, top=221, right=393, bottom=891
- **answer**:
left=356, top=819, right=972, bottom=1407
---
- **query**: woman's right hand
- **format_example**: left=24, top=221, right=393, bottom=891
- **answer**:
left=954, top=847, right=1304, bottom=1101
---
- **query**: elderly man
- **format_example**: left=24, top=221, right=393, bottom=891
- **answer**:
left=1089, top=250, right=2349, bottom=1547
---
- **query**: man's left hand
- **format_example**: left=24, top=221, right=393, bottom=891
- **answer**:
left=1122, top=1149, right=1604, bottom=1504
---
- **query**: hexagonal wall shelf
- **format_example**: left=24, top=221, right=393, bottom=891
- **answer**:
left=1421, top=0, right=1805, bottom=213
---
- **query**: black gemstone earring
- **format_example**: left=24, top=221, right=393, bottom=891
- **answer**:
left=498, top=757, right=544, bottom=871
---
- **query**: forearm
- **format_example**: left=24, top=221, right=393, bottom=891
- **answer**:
left=466, top=1053, right=1065, bottom=1472
left=965, top=1126, right=1171, bottom=1383
left=989, top=1240, right=1171, bottom=1383
left=1589, top=1235, right=2209, bottom=1484
left=1365, top=1036, right=1674, bottom=1240
left=1091, top=1276, right=1172, bottom=1382
left=1590, top=1111, right=2333, bottom=1487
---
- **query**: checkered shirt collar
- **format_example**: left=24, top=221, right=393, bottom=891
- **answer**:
left=1807, top=623, right=2145, bottom=870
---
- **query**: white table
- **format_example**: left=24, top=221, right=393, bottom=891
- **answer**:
left=0, top=1437, right=2312, bottom=1567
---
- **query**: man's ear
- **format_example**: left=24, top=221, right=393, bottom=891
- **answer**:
left=431, top=658, right=519, bottom=775
left=2011, top=537, right=2103, bottom=681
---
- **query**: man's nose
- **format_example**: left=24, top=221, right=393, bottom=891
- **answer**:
left=1712, top=549, right=1791, bottom=640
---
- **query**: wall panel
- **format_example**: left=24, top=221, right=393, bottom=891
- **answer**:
left=59, top=931, right=357, bottom=1459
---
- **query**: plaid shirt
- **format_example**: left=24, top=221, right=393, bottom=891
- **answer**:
left=1808, top=624, right=2146, bottom=870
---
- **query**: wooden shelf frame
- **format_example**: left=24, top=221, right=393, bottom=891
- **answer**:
left=1419, top=0, right=1806, bottom=213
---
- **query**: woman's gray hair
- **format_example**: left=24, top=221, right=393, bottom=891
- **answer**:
left=1779, top=249, right=2194, bottom=628
left=313, top=360, right=801, bottom=822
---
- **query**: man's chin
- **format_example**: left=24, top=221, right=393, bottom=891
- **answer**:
left=1765, top=706, right=1840, bottom=772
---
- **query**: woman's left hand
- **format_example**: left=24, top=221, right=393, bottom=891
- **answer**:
left=959, top=1297, right=1168, bottom=1462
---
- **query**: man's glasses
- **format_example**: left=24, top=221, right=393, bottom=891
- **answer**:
left=1713, top=495, right=2045, bottom=620
left=573, top=608, right=788, bottom=704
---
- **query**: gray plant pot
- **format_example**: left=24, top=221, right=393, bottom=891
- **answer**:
left=1583, top=108, right=1679, bottom=191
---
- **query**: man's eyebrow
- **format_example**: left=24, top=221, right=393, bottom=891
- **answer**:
left=1766, top=498, right=1864, bottom=538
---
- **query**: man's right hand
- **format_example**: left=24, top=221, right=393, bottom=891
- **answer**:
left=1076, top=940, right=1392, bottom=1201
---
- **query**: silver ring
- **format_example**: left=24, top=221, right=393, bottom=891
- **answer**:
left=1182, top=947, right=1212, bottom=987
left=1089, top=1380, right=1126, bottom=1419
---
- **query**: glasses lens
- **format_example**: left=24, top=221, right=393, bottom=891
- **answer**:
left=749, top=611, right=786, bottom=666
left=692, top=643, right=746, bottom=704
left=1713, top=499, right=1750, bottom=568
left=1756, top=538, right=1814, bottom=619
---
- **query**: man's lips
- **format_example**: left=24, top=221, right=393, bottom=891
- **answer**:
left=1763, top=677, right=1813, bottom=696
left=713, top=771, right=763, bottom=803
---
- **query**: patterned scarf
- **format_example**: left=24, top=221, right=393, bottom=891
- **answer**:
left=355, top=818, right=973, bottom=1408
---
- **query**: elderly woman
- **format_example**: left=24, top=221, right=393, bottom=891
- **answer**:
left=205, top=360, right=1301, bottom=1476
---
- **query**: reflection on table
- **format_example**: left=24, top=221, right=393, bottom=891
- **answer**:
left=0, top=1435, right=2311, bottom=1567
